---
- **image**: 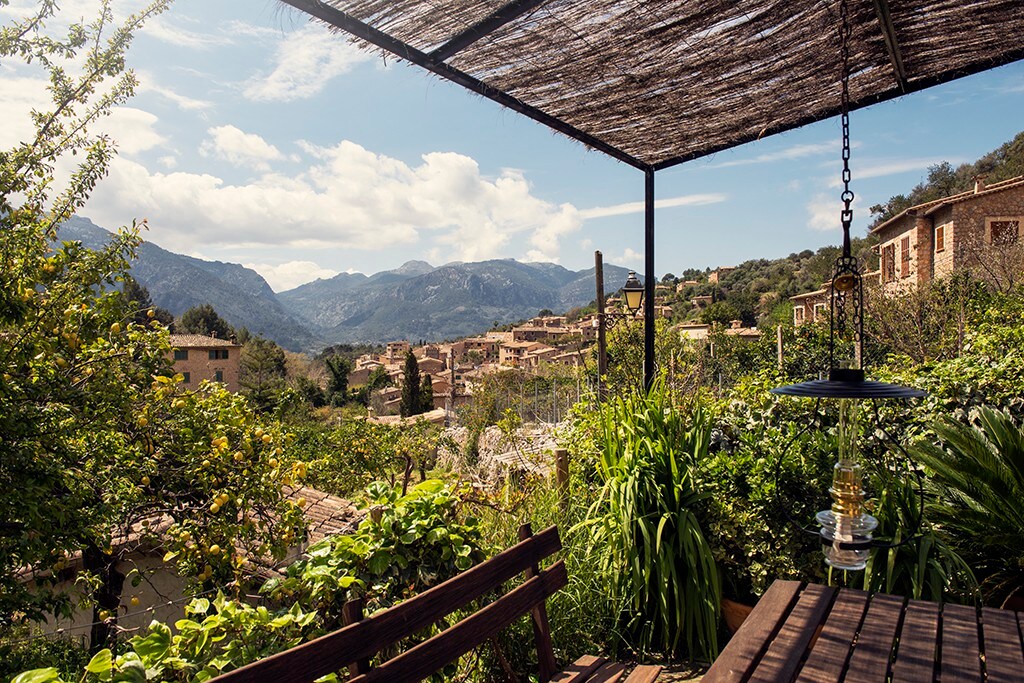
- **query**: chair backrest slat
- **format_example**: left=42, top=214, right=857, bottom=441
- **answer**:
left=353, top=560, right=569, bottom=683
left=215, top=525, right=562, bottom=683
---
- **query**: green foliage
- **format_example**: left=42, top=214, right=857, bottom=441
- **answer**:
left=400, top=350, right=422, bottom=417
left=866, top=274, right=986, bottom=364
left=859, top=470, right=976, bottom=602
left=577, top=381, right=720, bottom=661
left=12, top=595, right=318, bottom=682
left=0, top=630, right=89, bottom=682
left=239, top=336, right=288, bottom=411
left=179, top=303, right=233, bottom=339
left=263, top=480, right=486, bottom=626
left=121, top=275, right=174, bottom=329
left=299, top=419, right=403, bottom=496
left=140, top=383, right=308, bottom=590
left=324, top=354, right=351, bottom=406
left=699, top=301, right=740, bottom=326
left=0, top=0, right=170, bottom=625
left=912, top=408, right=1024, bottom=605
left=698, top=372, right=833, bottom=600
left=420, top=373, right=435, bottom=413
left=356, top=365, right=392, bottom=406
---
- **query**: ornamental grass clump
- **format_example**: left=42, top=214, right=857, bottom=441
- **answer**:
left=578, top=382, right=720, bottom=661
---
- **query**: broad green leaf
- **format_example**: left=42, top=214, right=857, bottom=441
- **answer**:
left=85, top=649, right=113, bottom=678
left=12, top=669, right=61, bottom=683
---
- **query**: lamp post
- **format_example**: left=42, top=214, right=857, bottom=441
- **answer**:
left=595, top=251, right=644, bottom=399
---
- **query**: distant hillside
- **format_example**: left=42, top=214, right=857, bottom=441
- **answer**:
left=58, top=216, right=634, bottom=349
left=660, top=237, right=878, bottom=327
left=870, top=129, right=1024, bottom=226
left=278, top=259, right=634, bottom=343
left=58, top=217, right=321, bottom=351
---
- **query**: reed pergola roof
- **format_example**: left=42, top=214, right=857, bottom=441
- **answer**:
left=281, top=0, right=1024, bottom=171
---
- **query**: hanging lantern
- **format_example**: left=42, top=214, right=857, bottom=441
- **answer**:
left=770, top=0, right=925, bottom=571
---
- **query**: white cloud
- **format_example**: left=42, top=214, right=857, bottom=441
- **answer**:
left=611, top=248, right=644, bottom=269
left=199, top=125, right=286, bottom=171
left=158, top=155, right=178, bottom=169
left=0, top=74, right=165, bottom=155
left=97, top=107, right=166, bottom=154
left=244, top=260, right=339, bottom=292
left=806, top=193, right=865, bottom=232
left=143, top=17, right=231, bottom=49
left=0, top=75, right=50, bottom=147
left=138, top=74, right=212, bottom=111
left=243, top=25, right=374, bottom=102
left=827, top=157, right=961, bottom=187
left=84, top=140, right=581, bottom=264
left=223, top=21, right=278, bottom=39
left=706, top=140, right=860, bottom=169
left=579, top=193, right=727, bottom=220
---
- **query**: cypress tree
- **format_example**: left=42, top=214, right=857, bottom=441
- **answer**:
left=419, top=373, right=434, bottom=413
left=400, top=350, right=421, bottom=417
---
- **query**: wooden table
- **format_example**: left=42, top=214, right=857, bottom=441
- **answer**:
left=703, top=580, right=1024, bottom=682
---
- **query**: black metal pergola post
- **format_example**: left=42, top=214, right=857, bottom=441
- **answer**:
left=644, top=168, right=655, bottom=392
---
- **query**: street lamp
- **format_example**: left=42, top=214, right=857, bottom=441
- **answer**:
left=621, top=270, right=644, bottom=315
left=594, top=257, right=646, bottom=399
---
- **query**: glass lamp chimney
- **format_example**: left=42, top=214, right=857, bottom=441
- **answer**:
left=815, top=397, right=877, bottom=570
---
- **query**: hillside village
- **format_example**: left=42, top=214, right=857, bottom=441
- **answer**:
left=164, top=171, right=1024, bottom=419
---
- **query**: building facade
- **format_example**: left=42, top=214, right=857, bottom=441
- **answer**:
left=168, top=334, right=242, bottom=391
left=872, top=175, right=1024, bottom=295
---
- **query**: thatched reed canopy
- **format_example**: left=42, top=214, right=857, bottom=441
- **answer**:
left=281, top=0, right=1024, bottom=171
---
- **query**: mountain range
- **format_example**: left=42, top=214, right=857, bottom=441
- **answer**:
left=59, top=217, right=634, bottom=352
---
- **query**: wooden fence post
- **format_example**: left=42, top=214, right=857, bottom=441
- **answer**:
left=777, top=324, right=784, bottom=371
left=518, top=524, right=557, bottom=683
left=553, top=448, right=569, bottom=511
left=341, top=598, right=369, bottom=676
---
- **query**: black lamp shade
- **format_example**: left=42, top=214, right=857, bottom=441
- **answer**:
left=622, top=271, right=644, bottom=313
left=771, top=369, right=926, bottom=399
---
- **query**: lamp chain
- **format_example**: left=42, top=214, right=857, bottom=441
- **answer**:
left=839, top=0, right=854, bottom=258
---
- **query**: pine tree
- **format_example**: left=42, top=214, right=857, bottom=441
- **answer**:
left=180, top=303, right=233, bottom=339
left=122, top=275, right=173, bottom=328
left=400, top=350, right=421, bottom=417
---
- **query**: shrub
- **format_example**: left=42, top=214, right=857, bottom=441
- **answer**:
left=577, top=381, right=720, bottom=661
left=913, top=408, right=1024, bottom=606
left=263, top=480, right=487, bottom=626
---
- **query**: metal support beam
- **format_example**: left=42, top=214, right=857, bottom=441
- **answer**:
left=595, top=251, right=607, bottom=400
left=280, top=0, right=646, bottom=170
left=430, top=0, right=549, bottom=62
left=643, top=167, right=655, bottom=393
left=872, top=0, right=908, bottom=92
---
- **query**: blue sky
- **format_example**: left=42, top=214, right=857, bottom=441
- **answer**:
left=3, top=0, right=1024, bottom=291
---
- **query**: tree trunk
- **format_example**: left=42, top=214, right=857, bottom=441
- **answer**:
left=83, top=543, right=125, bottom=654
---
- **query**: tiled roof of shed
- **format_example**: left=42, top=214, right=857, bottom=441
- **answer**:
left=169, top=334, right=240, bottom=348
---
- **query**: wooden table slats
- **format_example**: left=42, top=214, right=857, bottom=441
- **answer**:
left=705, top=580, right=1024, bottom=682
left=795, top=589, right=868, bottom=683
left=980, top=607, right=1024, bottom=683
left=890, top=599, right=939, bottom=682
left=844, top=593, right=904, bottom=683
left=704, top=580, right=803, bottom=683
left=751, top=583, right=836, bottom=683
left=941, top=603, right=982, bottom=682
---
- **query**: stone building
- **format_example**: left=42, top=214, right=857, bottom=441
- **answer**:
left=872, top=175, right=1024, bottom=294
left=168, top=334, right=242, bottom=391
